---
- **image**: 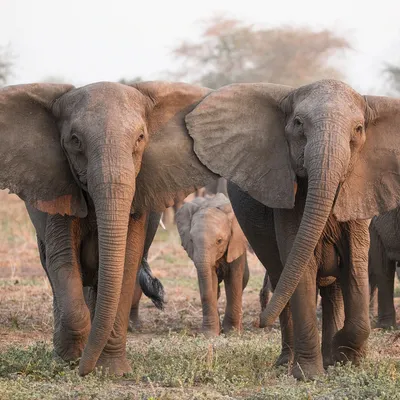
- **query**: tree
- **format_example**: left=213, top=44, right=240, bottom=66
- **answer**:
left=384, top=64, right=400, bottom=95
left=118, top=76, right=142, bottom=85
left=170, top=16, right=350, bottom=88
left=0, top=45, right=12, bottom=86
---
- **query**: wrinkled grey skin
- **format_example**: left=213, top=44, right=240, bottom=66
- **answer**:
left=0, top=81, right=216, bottom=376
left=231, top=182, right=344, bottom=372
left=176, top=194, right=249, bottom=336
left=187, top=79, right=400, bottom=379
left=369, top=209, right=400, bottom=329
left=27, top=205, right=165, bottom=348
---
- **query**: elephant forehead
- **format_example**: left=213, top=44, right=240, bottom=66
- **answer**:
left=55, top=82, right=147, bottom=132
left=192, top=208, right=230, bottom=230
left=303, top=81, right=364, bottom=112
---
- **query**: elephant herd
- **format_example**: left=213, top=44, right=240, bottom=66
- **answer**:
left=1, top=78, right=400, bottom=381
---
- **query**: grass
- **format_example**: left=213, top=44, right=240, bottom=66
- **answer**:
left=0, top=332, right=400, bottom=399
left=0, top=190, right=400, bottom=399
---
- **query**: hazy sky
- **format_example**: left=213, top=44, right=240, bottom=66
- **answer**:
left=1, top=0, right=399, bottom=94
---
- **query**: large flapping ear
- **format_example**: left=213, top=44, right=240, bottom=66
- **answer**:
left=175, top=201, right=201, bottom=258
left=334, top=96, right=400, bottom=221
left=186, top=83, right=296, bottom=209
left=0, top=84, right=87, bottom=217
left=227, top=214, right=247, bottom=263
left=207, top=193, right=247, bottom=262
left=130, top=81, right=218, bottom=213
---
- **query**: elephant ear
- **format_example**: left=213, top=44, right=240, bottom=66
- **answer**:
left=0, top=84, right=87, bottom=217
left=186, top=83, right=296, bottom=209
left=227, top=216, right=247, bottom=263
left=175, top=201, right=201, bottom=258
left=210, top=194, right=247, bottom=263
left=131, top=81, right=218, bottom=213
left=334, top=96, right=400, bottom=221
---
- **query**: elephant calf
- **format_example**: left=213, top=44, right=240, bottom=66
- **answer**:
left=176, top=193, right=249, bottom=336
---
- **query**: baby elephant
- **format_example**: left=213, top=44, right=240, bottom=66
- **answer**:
left=176, top=193, right=249, bottom=336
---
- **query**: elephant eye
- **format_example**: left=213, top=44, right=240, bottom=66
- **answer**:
left=355, top=124, right=364, bottom=134
left=70, top=134, right=82, bottom=150
left=216, top=238, right=223, bottom=244
left=136, top=133, right=145, bottom=143
left=293, top=117, right=303, bottom=127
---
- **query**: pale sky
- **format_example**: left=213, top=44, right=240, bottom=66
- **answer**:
left=1, top=0, right=399, bottom=94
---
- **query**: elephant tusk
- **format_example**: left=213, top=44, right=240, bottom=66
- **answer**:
left=159, top=214, right=166, bottom=230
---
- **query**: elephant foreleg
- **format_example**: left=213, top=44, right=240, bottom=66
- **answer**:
left=223, top=253, right=248, bottom=333
left=45, top=214, right=90, bottom=362
left=289, top=260, right=324, bottom=380
left=95, top=211, right=147, bottom=375
left=332, top=219, right=370, bottom=366
left=320, top=280, right=344, bottom=368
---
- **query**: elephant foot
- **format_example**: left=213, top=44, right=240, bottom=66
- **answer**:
left=275, top=349, right=293, bottom=367
left=94, top=353, right=132, bottom=376
left=128, top=307, right=141, bottom=333
left=201, top=327, right=220, bottom=337
left=53, top=324, right=90, bottom=362
left=291, top=357, right=325, bottom=380
left=376, top=318, right=397, bottom=330
left=222, top=318, right=242, bottom=335
left=323, top=353, right=334, bottom=369
left=332, top=332, right=367, bottom=366
left=128, top=318, right=142, bottom=332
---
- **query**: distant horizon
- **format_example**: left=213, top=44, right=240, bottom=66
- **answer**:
left=1, top=0, right=399, bottom=95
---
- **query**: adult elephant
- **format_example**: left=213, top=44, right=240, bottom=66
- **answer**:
left=0, top=81, right=217, bottom=376
left=186, top=79, right=400, bottom=379
left=369, top=209, right=400, bottom=329
left=28, top=206, right=166, bottom=345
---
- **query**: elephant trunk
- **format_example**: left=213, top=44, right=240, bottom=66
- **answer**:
left=196, top=257, right=220, bottom=336
left=79, top=147, right=135, bottom=376
left=260, top=132, right=349, bottom=327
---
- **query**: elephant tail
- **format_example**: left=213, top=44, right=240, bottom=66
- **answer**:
left=139, top=258, right=166, bottom=310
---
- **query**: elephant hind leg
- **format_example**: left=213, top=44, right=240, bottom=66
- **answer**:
left=320, top=280, right=344, bottom=369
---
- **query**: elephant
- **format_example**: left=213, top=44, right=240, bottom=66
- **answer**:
left=0, top=81, right=218, bottom=376
left=175, top=193, right=249, bottom=336
left=368, top=208, right=400, bottom=329
left=27, top=204, right=166, bottom=343
left=186, top=79, right=400, bottom=379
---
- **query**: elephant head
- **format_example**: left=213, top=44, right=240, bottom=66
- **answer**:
left=186, top=79, right=400, bottom=327
left=176, top=193, right=246, bottom=335
left=0, top=81, right=216, bottom=375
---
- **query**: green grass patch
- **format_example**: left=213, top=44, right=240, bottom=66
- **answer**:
left=1, top=332, right=400, bottom=399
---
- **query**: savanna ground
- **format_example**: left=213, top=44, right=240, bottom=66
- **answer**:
left=0, top=191, right=400, bottom=399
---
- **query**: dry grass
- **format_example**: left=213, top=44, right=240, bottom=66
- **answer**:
left=0, top=190, right=400, bottom=399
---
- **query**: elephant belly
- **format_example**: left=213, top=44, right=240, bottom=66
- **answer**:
left=80, top=232, right=99, bottom=286
left=315, top=240, right=340, bottom=278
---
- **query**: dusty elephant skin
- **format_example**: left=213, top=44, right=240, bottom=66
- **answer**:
left=176, top=194, right=249, bottom=336
left=369, top=209, right=400, bottom=329
left=186, top=79, right=400, bottom=379
left=27, top=205, right=165, bottom=359
left=0, top=81, right=217, bottom=376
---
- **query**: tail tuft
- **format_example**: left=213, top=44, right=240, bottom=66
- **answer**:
left=139, top=258, right=166, bottom=310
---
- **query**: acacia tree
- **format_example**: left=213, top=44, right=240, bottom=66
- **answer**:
left=0, top=46, right=12, bottom=86
left=385, top=64, right=400, bottom=95
left=170, top=16, right=350, bottom=88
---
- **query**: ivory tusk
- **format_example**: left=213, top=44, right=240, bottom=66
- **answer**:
left=159, top=214, right=166, bottom=230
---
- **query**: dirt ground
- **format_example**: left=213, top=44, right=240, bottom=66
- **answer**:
left=0, top=190, right=400, bottom=399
